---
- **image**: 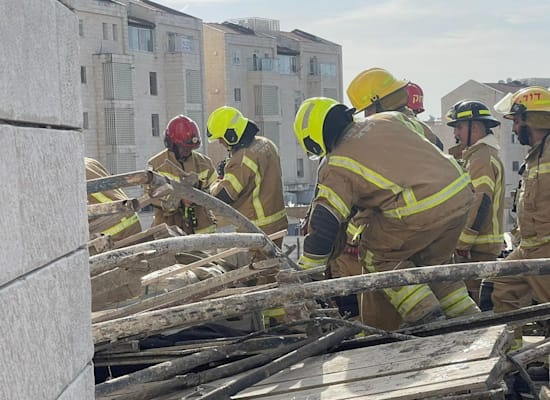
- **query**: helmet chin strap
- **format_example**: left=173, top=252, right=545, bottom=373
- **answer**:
left=467, top=120, right=472, bottom=147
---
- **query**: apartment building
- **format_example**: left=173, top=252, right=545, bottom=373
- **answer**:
left=74, top=0, right=206, bottom=178
left=203, top=18, right=343, bottom=205
left=436, top=79, right=533, bottom=231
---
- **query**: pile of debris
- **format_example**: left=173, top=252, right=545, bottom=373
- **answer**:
left=88, top=171, right=550, bottom=399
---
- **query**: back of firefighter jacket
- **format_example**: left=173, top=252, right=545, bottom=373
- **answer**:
left=210, top=136, right=288, bottom=235
left=314, top=111, right=473, bottom=256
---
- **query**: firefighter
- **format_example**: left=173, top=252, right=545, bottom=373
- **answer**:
left=405, top=82, right=425, bottom=116
left=347, top=68, right=443, bottom=150
left=206, top=106, right=288, bottom=243
left=483, top=86, right=550, bottom=352
left=446, top=101, right=505, bottom=304
left=207, top=106, right=288, bottom=328
left=294, top=97, right=480, bottom=326
left=345, top=69, right=446, bottom=329
left=86, top=157, right=142, bottom=244
left=148, top=115, right=217, bottom=234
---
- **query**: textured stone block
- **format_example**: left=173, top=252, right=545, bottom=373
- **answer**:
left=0, top=250, right=93, bottom=400
left=0, top=0, right=81, bottom=127
left=58, top=364, right=95, bottom=400
left=0, top=125, right=88, bottom=287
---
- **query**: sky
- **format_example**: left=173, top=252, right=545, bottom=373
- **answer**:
left=158, top=0, right=550, bottom=119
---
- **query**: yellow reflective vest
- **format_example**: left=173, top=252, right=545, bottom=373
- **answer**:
left=147, top=149, right=216, bottom=234
left=456, top=134, right=505, bottom=256
left=210, top=136, right=288, bottom=235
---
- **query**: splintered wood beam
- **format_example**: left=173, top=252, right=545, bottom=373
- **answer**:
left=86, top=171, right=152, bottom=193
left=92, top=258, right=550, bottom=345
left=89, top=233, right=268, bottom=277
left=88, top=198, right=140, bottom=218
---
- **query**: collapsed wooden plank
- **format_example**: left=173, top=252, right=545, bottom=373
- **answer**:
left=232, top=326, right=508, bottom=399
left=196, top=326, right=360, bottom=400
left=93, top=258, right=550, bottom=345
left=94, top=336, right=305, bottom=397
left=92, top=258, right=281, bottom=323
left=89, top=233, right=269, bottom=277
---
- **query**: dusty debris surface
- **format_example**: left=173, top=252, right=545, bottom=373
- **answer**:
left=88, top=171, right=550, bottom=400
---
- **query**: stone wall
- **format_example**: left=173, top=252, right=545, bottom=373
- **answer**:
left=0, top=1, right=94, bottom=399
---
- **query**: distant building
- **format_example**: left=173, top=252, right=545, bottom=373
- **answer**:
left=203, top=18, right=343, bottom=205
left=74, top=0, right=206, bottom=181
left=439, top=79, right=532, bottom=231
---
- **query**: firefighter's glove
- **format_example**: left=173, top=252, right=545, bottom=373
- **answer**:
left=160, top=194, right=181, bottom=213
left=217, top=159, right=227, bottom=179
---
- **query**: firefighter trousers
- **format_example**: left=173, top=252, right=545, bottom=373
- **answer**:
left=489, top=243, right=550, bottom=349
left=363, top=213, right=480, bottom=326
left=330, top=251, right=402, bottom=331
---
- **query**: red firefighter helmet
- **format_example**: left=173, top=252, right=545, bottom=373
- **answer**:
left=406, top=82, right=425, bottom=115
left=164, top=115, right=201, bottom=150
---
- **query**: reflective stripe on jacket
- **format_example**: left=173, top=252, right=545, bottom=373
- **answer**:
left=85, top=157, right=142, bottom=241
left=210, top=136, right=288, bottom=235
left=456, top=134, right=505, bottom=256
left=147, top=149, right=216, bottom=234
left=517, top=137, right=550, bottom=249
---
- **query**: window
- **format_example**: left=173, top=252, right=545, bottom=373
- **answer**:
left=149, top=72, right=158, bottom=95
left=78, top=19, right=84, bottom=36
left=112, top=24, right=118, bottom=41
left=82, top=112, right=89, bottom=129
left=80, top=66, right=87, bottom=84
left=297, top=158, right=304, bottom=178
left=234, top=88, right=241, bottom=102
left=512, top=161, right=520, bottom=171
left=102, top=23, right=109, bottom=40
left=320, top=63, right=337, bottom=76
left=128, top=25, right=153, bottom=52
left=232, top=49, right=241, bottom=65
left=309, top=56, right=318, bottom=75
left=152, top=114, right=160, bottom=137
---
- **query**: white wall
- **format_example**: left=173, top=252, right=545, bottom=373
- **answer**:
left=0, top=1, right=94, bottom=399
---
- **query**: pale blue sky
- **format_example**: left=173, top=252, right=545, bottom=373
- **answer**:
left=160, top=0, right=550, bottom=119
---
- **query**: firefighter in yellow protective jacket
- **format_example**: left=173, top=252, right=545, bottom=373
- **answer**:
left=294, top=97, right=480, bottom=326
left=206, top=106, right=288, bottom=244
left=484, top=86, right=550, bottom=350
left=446, top=101, right=505, bottom=304
left=348, top=68, right=444, bottom=151
left=345, top=69, right=442, bottom=329
left=86, top=157, right=142, bottom=242
left=148, top=115, right=216, bottom=234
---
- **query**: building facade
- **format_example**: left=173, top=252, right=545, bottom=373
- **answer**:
left=74, top=0, right=206, bottom=179
left=203, top=18, right=343, bottom=205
